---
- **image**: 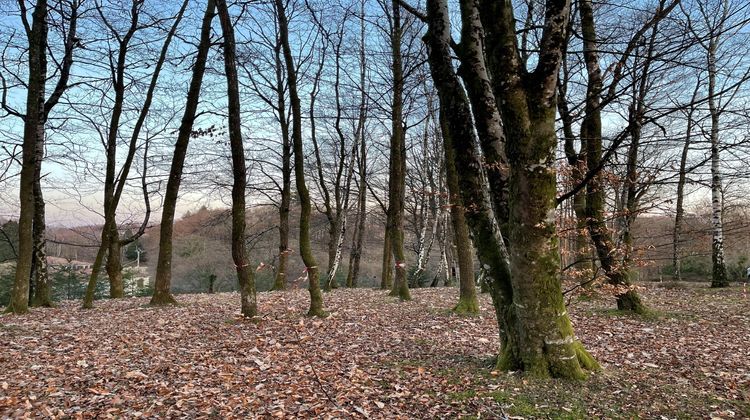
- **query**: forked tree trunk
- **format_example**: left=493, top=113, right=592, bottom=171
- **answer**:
left=276, top=0, right=326, bottom=316
left=83, top=0, right=183, bottom=308
left=151, top=0, right=215, bottom=305
left=477, top=0, right=598, bottom=378
left=217, top=0, right=257, bottom=317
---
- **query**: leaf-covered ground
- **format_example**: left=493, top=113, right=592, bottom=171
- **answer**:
left=1, top=283, right=749, bottom=418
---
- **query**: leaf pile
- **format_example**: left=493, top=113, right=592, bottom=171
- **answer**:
left=1, top=284, right=748, bottom=418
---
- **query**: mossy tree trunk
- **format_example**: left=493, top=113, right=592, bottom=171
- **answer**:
left=8, top=0, right=48, bottom=315
left=477, top=0, right=598, bottom=378
left=276, top=0, right=326, bottom=317
left=578, top=0, right=646, bottom=313
left=217, top=0, right=257, bottom=317
left=425, top=0, right=521, bottom=370
left=151, top=0, right=214, bottom=306
left=27, top=0, right=78, bottom=309
left=386, top=0, right=410, bottom=301
left=444, top=141, right=477, bottom=315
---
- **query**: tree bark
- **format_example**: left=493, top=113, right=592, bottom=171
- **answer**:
left=477, top=0, right=599, bottom=378
left=151, top=0, right=214, bottom=305
left=216, top=0, right=257, bottom=317
left=30, top=162, right=51, bottom=307
left=106, top=228, right=124, bottom=298
left=578, top=0, right=645, bottom=313
left=707, top=8, right=729, bottom=288
left=443, top=130, right=477, bottom=315
left=386, top=0, right=410, bottom=301
left=8, top=0, right=48, bottom=314
left=271, top=35, right=291, bottom=292
left=276, top=0, right=326, bottom=317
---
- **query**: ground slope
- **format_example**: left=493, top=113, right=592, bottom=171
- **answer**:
left=1, top=285, right=748, bottom=418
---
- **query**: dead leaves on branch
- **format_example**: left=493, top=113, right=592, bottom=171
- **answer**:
left=0, top=286, right=748, bottom=418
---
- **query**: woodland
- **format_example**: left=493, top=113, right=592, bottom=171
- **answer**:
left=1, top=0, right=750, bottom=417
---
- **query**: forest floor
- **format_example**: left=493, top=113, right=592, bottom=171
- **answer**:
left=1, top=283, right=749, bottom=419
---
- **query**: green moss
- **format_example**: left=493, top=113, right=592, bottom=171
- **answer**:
left=453, top=297, right=480, bottom=315
left=447, top=390, right=477, bottom=402
left=574, top=341, right=601, bottom=372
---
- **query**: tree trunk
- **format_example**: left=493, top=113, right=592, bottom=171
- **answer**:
left=107, top=228, right=124, bottom=298
left=386, top=0, right=410, bottom=301
left=557, top=81, right=594, bottom=281
left=217, top=0, right=257, bottom=317
left=81, top=0, right=183, bottom=308
left=151, top=0, right=215, bottom=305
left=707, top=21, right=728, bottom=288
left=380, top=224, right=393, bottom=289
left=443, top=135, right=477, bottom=315
left=673, top=87, right=699, bottom=282
left=30, top=161, right=51, bottom=307
left=477, top=0, right=598, bottom=377
left=276, top=0, right=326, bottom=317
left=8, top=0, right=48, bottom=315
left=578, top=0, right=645, bottom=312
left=345, top=0, right=369, bottom=290
left=271, top=40, right=291, bottom=292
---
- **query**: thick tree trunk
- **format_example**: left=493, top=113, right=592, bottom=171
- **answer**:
left=8, top=0, right=48, bottom=315
left=107, top=228, right=124, bottom=298
left=217, top=0, right=257, bottom=317
left=477, top=0, right=598, bottom=377
left=426, top=0, right=520, bottom=370
left=386, top=0, right=410, bottom=301
left=151, top=0, right=215, bottom=305
left=276, top=0, right=326, bottom=316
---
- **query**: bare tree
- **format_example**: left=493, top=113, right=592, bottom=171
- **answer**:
left=151, top=0, right=216, bottom=305
left=275, top=0, right=326, bottom=316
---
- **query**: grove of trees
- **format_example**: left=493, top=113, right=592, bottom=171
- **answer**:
left=1, top=0, right=750, bottom=380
